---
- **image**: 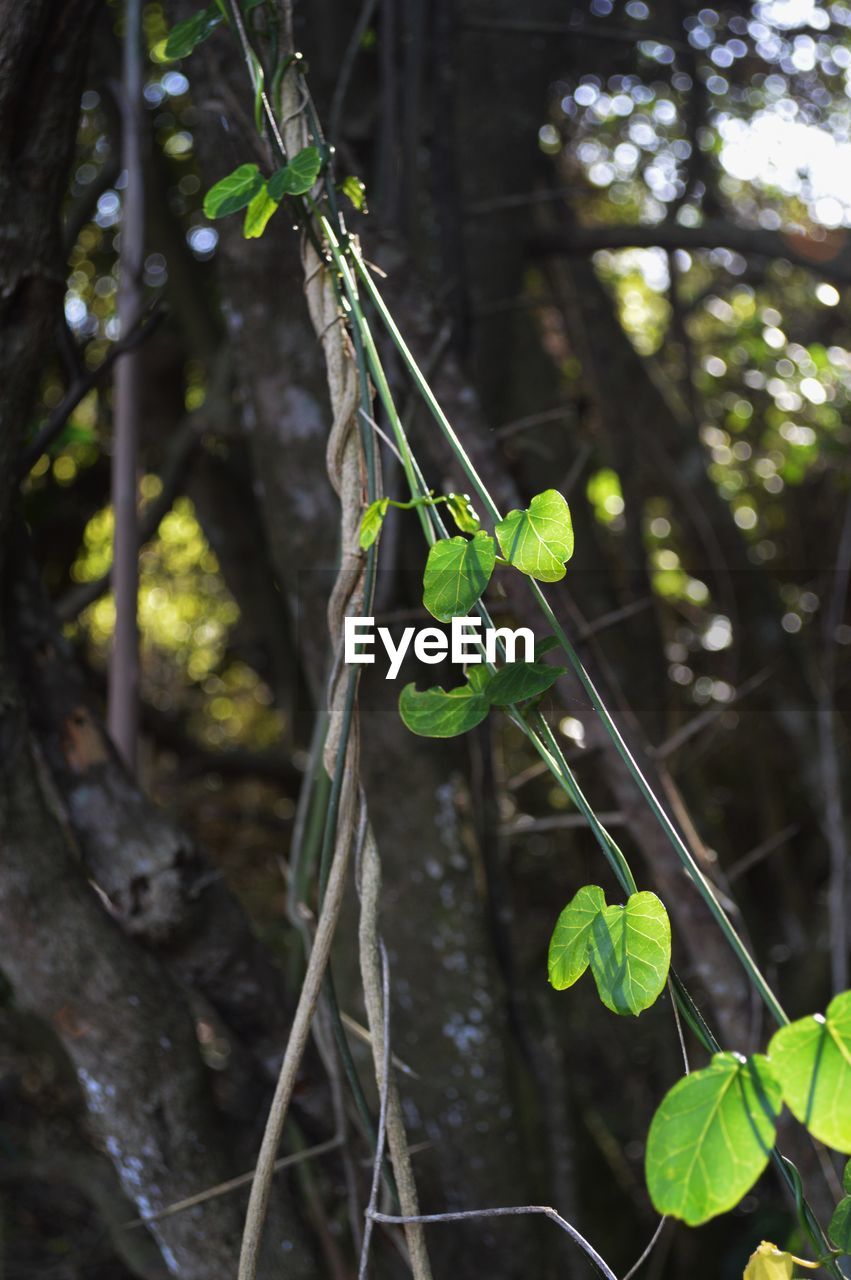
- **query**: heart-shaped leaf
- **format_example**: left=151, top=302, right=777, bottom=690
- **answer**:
left=399, top=682, right=489, bottom=738
left=485, top=659, right=566, bottom=706
left=646, top=1052, right=782, bottom=1225
left=422, top=531, right=496, bottom=623
left=243, top=185, right=279, bottom=239
left=587, top=891, right=671, bottom=1016
left=767, top=990, right=851, bottom=1153
left=165, top=5, right=222, bottom=59
left=548, top=885, right=606, bottom=990
left=495, top=489, right=574, bottom=583
left=204, top=164, right=264, bottom=219
left=268, top=146, right=322, bottom=200
left=359, top=498, right=390, bottom=549
left=830, top=1197, right=851, bottom=1254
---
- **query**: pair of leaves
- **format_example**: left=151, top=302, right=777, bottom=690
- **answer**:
left=646, top=1052, right=783, bottom=1227
left=360, top=492, right=480, bottom=553
left=203, top=148, right=322, bottom=237
left=548, top=885, right=671, bottom=1017
left=420, top=489, right=574, bottom=623
left=399, top=659, right=565, bottom=738
left=646, top=991, right=851, bottom=1230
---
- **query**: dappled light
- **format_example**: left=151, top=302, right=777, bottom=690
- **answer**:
left=1, top=2, right=850, bottom=1279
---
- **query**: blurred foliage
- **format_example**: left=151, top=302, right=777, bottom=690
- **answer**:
left=70, top=496, right=282, bottom=749
left=25, top=0, right=848, bottom=761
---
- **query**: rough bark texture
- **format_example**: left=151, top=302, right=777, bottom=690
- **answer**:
left=0, top=1008, right=169, bottom=1280
left=0, top=1, right=97, bottom=521
left=0, top=7, right=315, bottom=1276
left=14, top=542, right=305, bottom=1082
left=0, top=676, right=250, bottom=1278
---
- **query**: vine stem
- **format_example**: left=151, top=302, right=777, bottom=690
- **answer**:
left=209, top=16, right=840, bottom=1276
left=347, top=243, right=789, bottom=1031
left=236, top=748, right=358, bottom=1280
left=369, top=1208, right=618, bottom=1280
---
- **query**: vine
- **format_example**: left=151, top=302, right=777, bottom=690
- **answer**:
left=166, top=4, right=851, bottom=1277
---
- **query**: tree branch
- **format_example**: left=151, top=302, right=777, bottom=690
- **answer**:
left=532, top=221, right=851, bottom=283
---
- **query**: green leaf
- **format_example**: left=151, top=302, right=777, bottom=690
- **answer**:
left=548, top=885, right=606, bottom=990
left=767, top=990, right=851, bottom=1153
left=535, top=635, right=559, bottom=659
left=359, top=498, right=390, bottom=550
left=164, top=5, right=222, bottom=59
left=495, top=489, right=575, bottom=583
left=340, top=174, right=367, bottom=212
left=845, top=1157, right=851, bottom=1195
left=398, top=682, right=489, bottom=738
left=422, top=531, right=496, bottom=623
left=587, top=891, right=671, bottom=1016
left=485, top=660, right=565, bottom=706
left=830, top=1197, right=851, bottom=1254
left=203, top=164, right=263, bottom=218
left=446, top=492, right=481, bottom=534
left=243, top=185, right=279, bottom=238
left=645, top=1052, right=782, bottom=1225
left=465, top=664, right=491, bottom=694
left=268, top=146, right=322, bottom=200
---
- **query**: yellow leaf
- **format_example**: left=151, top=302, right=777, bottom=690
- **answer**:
left=743, top=1241, right=821, bottom=1279
left=243, top=186, right=279, bottom=239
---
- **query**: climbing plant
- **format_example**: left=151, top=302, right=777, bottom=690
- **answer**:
left=167, top=4, right=851, bottom=1277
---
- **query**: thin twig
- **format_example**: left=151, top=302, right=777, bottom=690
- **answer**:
left=819, top=489, right=851, bottom=992
left=357, top=825, right=432, bottom=1277
left=18, top=307, right=163, bottom=478
left=495, top=405, right=573, bottom=438
left=503, top=811, right=625, bottom=837
left=726, top=824, right=800, bottom=885
left=369, top=1206, right=618, bottom=1280
left=328, top=0, right=379, bottom=143
left=621, top=1216, right=668, bottom=1280
left=359, top=406, right=405, bottom=465
left=652, top=668, right=771, bottom=760
left=340, top=1010, right=419, bottom=1079
left=357, top=943, right=390, bottom=1279
left=122, top=1137, right=342, bottom=1229
left=227, top=0, right=286, bottom=158
left=578, top=597, right=654, bottom=641
left=460, top=16, right=691, bottom=53
left=667, top=979, right=689, bottom=1076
